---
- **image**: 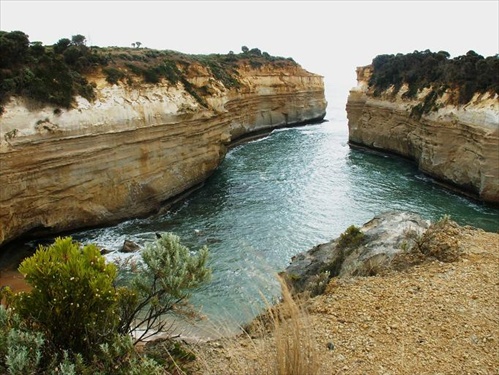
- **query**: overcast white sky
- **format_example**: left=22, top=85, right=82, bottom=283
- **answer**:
left=1, top=1, right=498, bottom=107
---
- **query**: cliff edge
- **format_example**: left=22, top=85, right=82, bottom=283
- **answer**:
left=186, top=212, right=499, bottom=374
left=346, top=60, right=499, bottom=204
left=0, top=48, right=326, bottom=248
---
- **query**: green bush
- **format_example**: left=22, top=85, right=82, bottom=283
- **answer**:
left=143, top=67, right=160, bottom=83
left=103, top=66, right=126, bottom=85
left=0, top=31, right=106, bottom=112
left=0, top=30, right=297, bottom=115
left=337, top=225, right=365, bottom=250
left=5, top=328, right=45, bottom=375
left=0, top=305, right=11, bottom=372
left=88, top=334, right=164, bottom=374
left=12, top=237, right=120, bottom=359
left=1, top=233, right=210, bottom=373
left=118, top=232, right=211, bottom=343
left=368, top=50, right=499, bottom=109
left=51, top=351, right=81, bottom=375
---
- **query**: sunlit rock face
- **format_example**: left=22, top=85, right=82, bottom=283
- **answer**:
left=346, top=66, right=499, bottom=204
left=0, top=61, right=327, bottom=247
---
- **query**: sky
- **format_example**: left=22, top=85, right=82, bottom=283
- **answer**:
left=1, top=0, right=498, bottom=108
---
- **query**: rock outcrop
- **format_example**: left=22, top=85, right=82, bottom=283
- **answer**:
left=284, top=211, right=430, bottom=294
left=346, top=66, right=499, bottom=204
left=0, top=60, right=326, bottom=247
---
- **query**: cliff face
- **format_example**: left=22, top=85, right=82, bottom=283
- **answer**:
left=0, top=61, right=326, bottom=247
left=346, top=66, right=499, bottom=204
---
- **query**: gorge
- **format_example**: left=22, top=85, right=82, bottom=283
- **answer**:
left=1, top=45, right=498, bottom=341
left=0, top=50, right=326, bottom=249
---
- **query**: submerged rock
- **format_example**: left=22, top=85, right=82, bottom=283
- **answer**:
left=121, top=239, right=141, bottom=253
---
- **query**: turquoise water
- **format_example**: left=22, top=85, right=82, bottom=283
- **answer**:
left=68, top=104, right=499, bottom=337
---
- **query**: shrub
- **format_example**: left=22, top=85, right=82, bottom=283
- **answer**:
left=1, top=305, right=46, bottom=375
left=53, top=38, right=71, bottom=54
left=368, top=50, right=499, bottom=109
left=393, top=215, right=462, bottom=272
left=156, top=60, right=180, bottom=85
left=410, top=215, right=461, bottom=262
left=118, top=232, right=211, bottom=343
left=143, top=67, right=160, bottom=83
left=51, top=351, right=80, bottom=375
left=0, top=305, right=11, bottom=371
left=5, top=328, right=45, bottom=375
left=88, top=334, right=163, bottom=375
left=1, top=233, right=210, bottom=373
left=305, top=271, right=331, bottom=297
left=12, top=237, right=120, bottom=359
left=103, top=66, right=125, bottom=85
left=337, top=225, right=365, bottom=250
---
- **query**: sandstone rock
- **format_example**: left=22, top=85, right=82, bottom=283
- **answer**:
left=99, top=248, right=112, bottom=255
left=346, top=66, right=499, bottom=204
left=0, top=61, right=326, bottom=248
left=121, top=239, right=141, bottom=253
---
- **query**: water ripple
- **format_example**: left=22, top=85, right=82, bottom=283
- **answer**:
left=69, top=108, right=499, bottom=334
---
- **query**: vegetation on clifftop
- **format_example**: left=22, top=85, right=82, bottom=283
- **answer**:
left=0, top=31, right=100, bottom=113
left=368, top=50, right=499, bottom=119
left=0, top=30, right=298, bottom=114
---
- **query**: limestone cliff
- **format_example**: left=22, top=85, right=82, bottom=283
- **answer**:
left=346, top=66, right=499, bottom=204
left=0, top=60, right=326, bottom=247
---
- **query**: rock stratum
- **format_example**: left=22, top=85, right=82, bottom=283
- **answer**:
left=346, top=66, right=499, bottom=204
left=0, top=59, right=326, bottom=248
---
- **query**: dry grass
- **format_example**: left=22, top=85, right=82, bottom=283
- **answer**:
left=183, top=276, right=322, bottom=375
left=268, top=278, right=321, bottom=375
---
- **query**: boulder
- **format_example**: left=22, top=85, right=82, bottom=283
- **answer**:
left=283, top=211, right=430, bottom=294
left=121, top=239, right=141, bottom=253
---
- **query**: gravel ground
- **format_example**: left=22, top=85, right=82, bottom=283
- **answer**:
left=186, top=225, right=499, bottom=375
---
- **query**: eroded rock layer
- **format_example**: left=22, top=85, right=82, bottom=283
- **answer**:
left=346, top=66, right=499, bottom=204
left=0, top=62, right=326, bottom=247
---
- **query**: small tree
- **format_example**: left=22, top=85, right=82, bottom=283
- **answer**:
left=249, top=47, right=262, bottom=56
left=135, top=41, right=142, bottom=48
left=118, top=233, right=211, bottom=343
left=0, top=30, right=30, bottom=68
left=71, top=34, right=86, bottom=46
left=53, top=37, right=71, bottom=54
left=241, top=45, right=249, bottom=53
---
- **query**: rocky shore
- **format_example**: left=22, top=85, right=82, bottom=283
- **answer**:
left=2, top=208, right=497, bottom=373
left=185, top=212, right=499, bottom=374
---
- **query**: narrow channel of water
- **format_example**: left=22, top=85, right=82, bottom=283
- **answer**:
left=2, top=103, right=498, bottom=339
left=68, top=104, right=499, bottom=338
